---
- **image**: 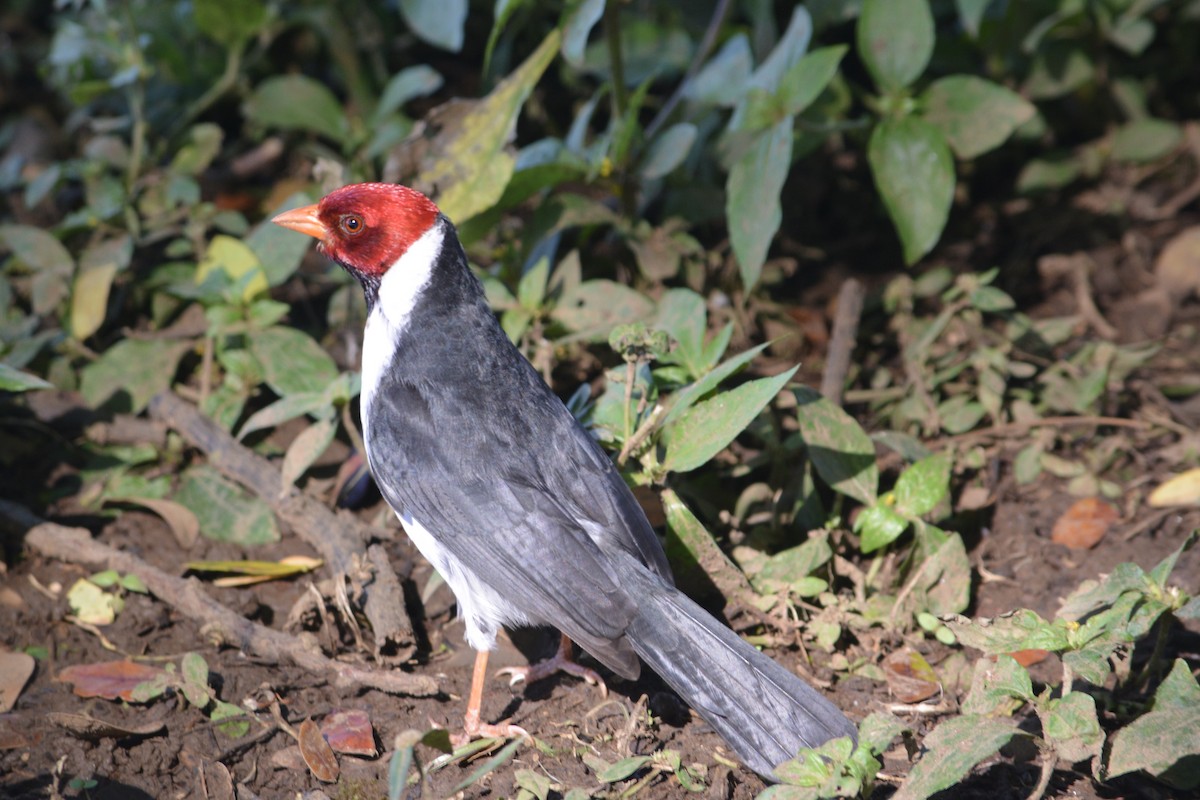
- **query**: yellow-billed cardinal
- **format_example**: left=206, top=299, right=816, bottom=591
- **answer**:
left=273, top=183, right=856, bottom=778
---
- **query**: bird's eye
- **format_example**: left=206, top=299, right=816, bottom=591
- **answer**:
left=340, top=215, right=364, bottom=236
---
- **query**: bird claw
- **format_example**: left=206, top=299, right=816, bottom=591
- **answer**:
left=497, top=658, right=608, bottom=698
left=450, top=719, right=529, bottom=750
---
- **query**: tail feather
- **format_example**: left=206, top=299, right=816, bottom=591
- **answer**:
left=622, top=564, right=857, bottom=778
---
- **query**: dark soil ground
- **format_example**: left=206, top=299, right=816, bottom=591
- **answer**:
left=2, top=186, right=1199, bottom=800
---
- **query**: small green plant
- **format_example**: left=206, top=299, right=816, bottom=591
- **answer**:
left=760, top=712, right=906, bottom=800
left=66, top=569, right=148, bottom=625
left=898, top=532, right=1200, bottom=799
left=131, top=652, right=249, bottom=737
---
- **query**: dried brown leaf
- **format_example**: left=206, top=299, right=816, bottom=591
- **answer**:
left=883, top=648, right=940, bottom=703
left=321, top=708, right=377, bottom=757
left=57, top=660, right=168, bottom=701
left=1051, top=497, right=1118, bottom=549
left=0, top=651, right=35, bottom=713
left=298, top=717, right=339, bottom=782
left=46, top=711, right=165, bottom=740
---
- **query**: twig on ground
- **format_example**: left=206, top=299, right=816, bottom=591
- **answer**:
left=148, top=390, right=416, bottom=660
left=1, top=499, right=438, bottom=697
left=820, top=278, right=865, bottom=405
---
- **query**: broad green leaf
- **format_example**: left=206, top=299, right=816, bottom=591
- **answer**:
left=663, top=342, right=771, bottom=427
left=685, top=34, right=752, bottom=107
left=1108, top=16, right=1155, bottom=55
left=921, top=533, right=971, bottom=615
left=0, top=363, right=52, bottom=392
left=961, top=655, right=1033, bottom=716
left=920, top=76, right=1036, bottom=159
left=561, top=0, right=604, bottom=67
left=598, top=756, right=652, bottom=783
left=196, top=235, right=268, bottom=303
left=1107, top=663, right=1200, bottom=784
left=943, top=609, right=1071, bottom=654
left=856, top=504, right=908, bottom=553
left=417, top=30, right=561, bottom=222
left=857, top=0, right=934, bottom=91
left=171, top=123, right=224, bottom=176
left=72, top=235, right=132, bottom=340
left=777, top=45, right=847, bottom=118
left=894, top=452, right=951, bottom=517
left=755, top=535, right=833, bottom=592
left=249, top=327, right=338, bottom=397
left=661, top=367, right=797, bottom=473
left=868, top=117, right=955, bottom=265
left=794, top=387, right=878, bottom=505
left=727, top=120, right=791, bottom=289
left=1017, top=153, right=1082, bottom=193
left=247, top=193, right=315, bottom=286
left=80, top=339, right=189, bottom=413
left=373, top=66, right=444, bottom=124
left=955, top=0, right=992, bottom=37
left=280, top=418, right=337, bottom=487
left=640, top=123, right=697, bottom=180
left=1044, top=692, right=1104, bottom=764
left=244, top=76, right=349, bottom=142
left=1023, top=45, right=1094, bottom=100
left=517, top=256, right=550, bottom=311
left=174, top=465, right=279, bottom=545
left=67, top=578, right=122, bottom=625
left=212, top=699, right=250, bottom=737
left=0, top=224, right=74, bottom=314
left=398, top=0, right=467, bottom=51
left=891, top=715, right=1015, bottom=800
left=551, top=279, right=655, bottom=341
left=655, top=288, right=707, bottom=378
left=195, top=0, right=266, bottom=45
left=1111, top=119, right=1182, bottom=163
left=181, top=652, right=209, bottom=688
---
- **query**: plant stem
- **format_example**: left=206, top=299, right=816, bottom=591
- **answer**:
left=604, top=0, right=628, bottom=122
left=623, top=360, right=636, bottom=443
left=644, top=0, right=732, bottom=140
left=177, top=45, right=243, bottom=137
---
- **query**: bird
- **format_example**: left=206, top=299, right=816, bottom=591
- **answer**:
left=273, top=183, right=857, bottom=779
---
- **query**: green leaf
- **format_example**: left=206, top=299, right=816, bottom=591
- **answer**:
left=855, top=504, right=908, bottom=553
left=517, top=256, right=550, bottom=311
left=663, top=342, right=771, bottom=427
left=1017, top=153, right=1082, bottom=193
left=181, top=652, right=210, bottom=691
left=195, top=0, right=266, bottom=46
left=655, top=288, right=707, bottom=378
left=755, top=536, right=833, bottom=593
left=80, top=339, right=189, bottom=414
left=561, top=0, right=604, bottom=67
left=1107, top=661, right=1200, bottom=784
left=247, top=193, right=315, bottom=286
left=1023, top=45, right=1094, bottom=100
left=417, top=30, right=561, bottom=222
left=661, top=367, right=797, bottom=473
left=727, top=120, right=792, bottom=290
left=920, top=76, right=1036, bottom=159
left=244, top=76, right=349, bottom=142
left=868, top=117, right=955, bottom=265
left=777, top=45, right=847, bottom=118
left=196, top=235, right=268, bottom=302
left=174, top=465, right=280, bottom=546
left=0, top=224, right=74, bottom=314
left=640, top=123, right=697, bottom=180
left=211, top=699, right=250, bottom=737
left=794, top=387, right=878, bottom=505
left=891, top=715, right=1015, bottom=800
left=894, top=452, right=951, bottom=517
left=550, top=279, right=656, bottom=341
left=955, top=0, right=992, bottom=38
left=857, top=0, right=934, bottom=91
left=0, top=363, right=52, bottom=392
left=249, top=327, right=339, bottom=397
left=67, top=578, right=121, bottom=625
left=1044, top=691, right=1104, bottom=764
left=598, top=756, right=652, bottom=782
left=1111, top=119, right=1182, bottom=164
left=398, top=0, right=466, bottom=51
left=373, top=66, right=443, bottom=124
left=451, top=737, right=524, bottom=792
left=685, top=34, right=752, bottom=107
left=943, top=609, right=1071, bottom=655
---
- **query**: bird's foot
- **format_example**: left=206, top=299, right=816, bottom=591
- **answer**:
left=497, top=655, right=608, bottom=698
left=450, top=709, right=529, bottom=749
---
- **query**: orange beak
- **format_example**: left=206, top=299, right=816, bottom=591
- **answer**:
left=272, top=203, right=328, bottom=241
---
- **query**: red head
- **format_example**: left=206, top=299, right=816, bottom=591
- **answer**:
left=272, top=183, right=440, bottom=279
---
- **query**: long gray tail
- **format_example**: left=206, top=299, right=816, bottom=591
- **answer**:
left=622, top=563, right=857, bottom=778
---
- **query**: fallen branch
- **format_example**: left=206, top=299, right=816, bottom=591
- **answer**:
left=1, top=500, right=437, bottom=698
left=820, top=278, right=865, bottom=406
left=148, top=390, right=416, bottom=660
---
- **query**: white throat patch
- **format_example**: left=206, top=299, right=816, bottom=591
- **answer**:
left=359, top=221, right=444, bottom=446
